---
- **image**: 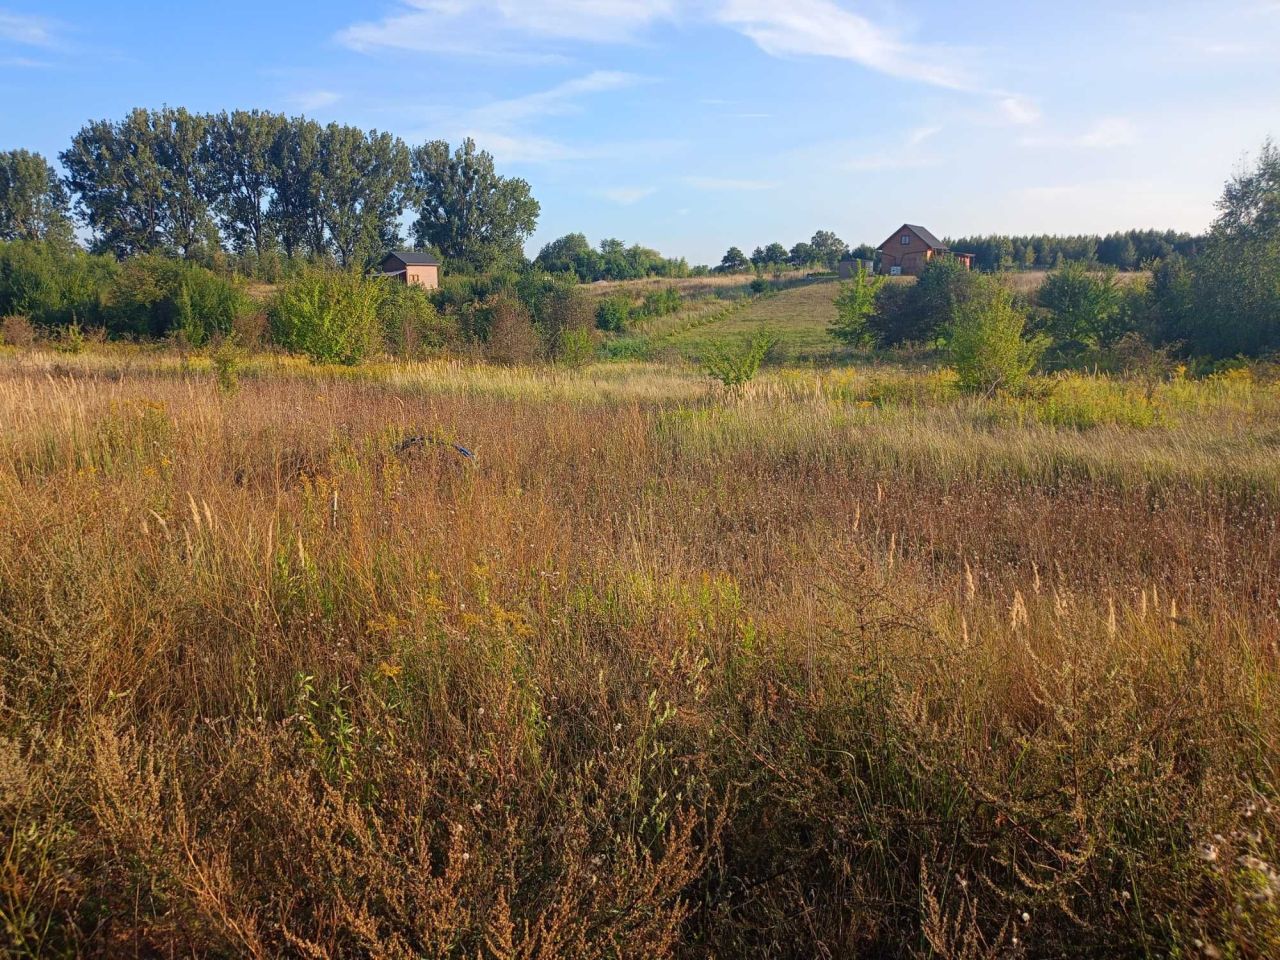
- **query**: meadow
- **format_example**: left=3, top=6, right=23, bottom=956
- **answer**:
left=2, top=307, right=1279, bottom=957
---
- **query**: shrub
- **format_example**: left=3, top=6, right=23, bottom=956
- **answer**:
left=484, top=294, right=540, bottom=365
left=211, top=338, right=242, bottom=394
left=948, top=281, right=1047, bottom=392
left=702, top=330, right=779, bottom=389
left=1037, top=260, right=1123, bottom=352
left=270, top=268, right=384, bottom=365
left=0, top=313, right=35, bottom=348
left=869, top=256, right=980, bottom=346
left=829, top=271, right=885, bottom=347
left=378, top=281, right=456, bottom=359
left=0, top=240, right=115, bottom=329
left=642, top=285, right=684, bottom=316
left=596, top=295, right=633, bottom=333
left=536, top=287, right=596, bottom=361
left=103, top=255, right=249, bottom=345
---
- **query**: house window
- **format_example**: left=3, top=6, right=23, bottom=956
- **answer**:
left=901, top=234, right=910, bottom=245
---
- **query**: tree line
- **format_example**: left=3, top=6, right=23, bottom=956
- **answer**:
left=948, top=229, right=1202, bottom=272
left=829, top=140, right=1280, bottom=362
left=1, top=108, right=540, bottom=273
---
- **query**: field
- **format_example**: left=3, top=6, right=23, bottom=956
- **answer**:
left=2, top=337, right=1279, bottom=958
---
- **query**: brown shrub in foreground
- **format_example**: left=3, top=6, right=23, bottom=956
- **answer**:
left=0, top=353, right=1278, bottom=958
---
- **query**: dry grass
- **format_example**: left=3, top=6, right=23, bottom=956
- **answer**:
left=1, top=346, right=1278, bottom=958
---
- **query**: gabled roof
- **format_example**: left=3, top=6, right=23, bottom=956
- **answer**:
left=383, top=250, right=440, bottom=266
left=878, top=224, right=947, bottom=251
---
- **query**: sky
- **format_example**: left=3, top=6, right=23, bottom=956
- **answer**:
left=1, top=1, right=1278, bottom=264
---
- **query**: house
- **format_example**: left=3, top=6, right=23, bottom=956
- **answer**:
left=876, top=224, right=973, bottom=277
left=377, top=251, right=440, bottom=290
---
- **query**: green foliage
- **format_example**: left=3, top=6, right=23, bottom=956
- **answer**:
left=1037, top=260, right=1123, bottom=351
left=952, top=229, right=1198, bottom=271
left=103, top=254, right=249, bottom=344
left=0, top=240, right=116, bottom=328
left=870, top=256, right=980, bottom=345
left=808, top=230, right=849, bottom=270
left=718, top=247, right=751, bottom=274
left=270, top=268, right=385, bottom=364
left=377, top=280, right=456, bottom=358
left=483, top=294, right=540, bottom=364
left=641, top=285, right=683, bottom=317
left=829, top=270, right=885, bottom=347
left=212, top=338, right=243, bottom=393
left=701, top=330, right=779, bottom=389
left=556, top=327, right=598, bottom=368
left=412, top=138, right=539, bottom=273
left=61, top=107, right=216, bottom=258
left=1170, top=139, right=1280, bottom=357
left=948, top=280, right=1047, bottom=392
left=0, top=149, right=74, bottom=245
left=596, top=295, right=633, bottom=333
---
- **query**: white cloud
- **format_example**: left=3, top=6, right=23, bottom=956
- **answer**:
left=339, top=0, right=674, bottom=57
left=471, top=71, right=645, bottom=126
left=0, top=9, right=58, bottom=47
left=597, top=186, right=657, bottom=204
left=715, top=0, right=971, bottom=90
left=289, top=89, right=341, bottom=111
left=998, top=96, right=1041, bottom=125
left=683, top=176, right=776, bottom=191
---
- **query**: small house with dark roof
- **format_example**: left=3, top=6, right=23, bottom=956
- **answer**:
left=377, top=251, right=441, bottom=290
left=876, top=224, right=973, bottom=277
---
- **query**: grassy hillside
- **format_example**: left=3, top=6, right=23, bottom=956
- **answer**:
left=2, top=343, right=1278, bottom=957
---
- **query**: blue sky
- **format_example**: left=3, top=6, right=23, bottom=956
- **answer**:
left=2, top=1, right=1278, bottom=263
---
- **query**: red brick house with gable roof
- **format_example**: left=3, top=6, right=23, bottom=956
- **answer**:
left=876, top=224, right=973, bottom=276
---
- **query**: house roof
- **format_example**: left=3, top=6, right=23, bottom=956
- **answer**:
left=383, top=250, right=440, bottom=266
left=878, top=224, right=947, bottom=251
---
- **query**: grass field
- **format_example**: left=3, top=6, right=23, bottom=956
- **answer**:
left=2, top=343, right=1278, bottom=958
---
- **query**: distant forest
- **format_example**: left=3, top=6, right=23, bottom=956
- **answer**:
left=947, top=230, right=1203, bottom=273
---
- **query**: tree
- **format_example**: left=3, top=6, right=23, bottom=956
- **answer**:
left=535, top=232, right=601, bottom=280
left=411, top=138, right=539, bottom=272
left=1181, top=139, right=1280, bottom=356
left=0, top=150, right=73, bottom=244
left=868, top=255, right=980, bottom=345
left=1037, top=260, right=1123, bottom=350
left=62, top=107, right=215, bottom=257
left=718, top=246, right=750, bottom=273
left=948, top=280, right=1046, bottom=392
left=269, top=117, right=325, bottom=259
left=204, top=109, right=287, bottom=257
left=315, top=124, right=413, bottom=268
left=788, top=242, right=815, bottom=268
left=762, top=242, right=789, bottom=268
left=829, top=270, right=885, bottom=347
left=809, top=230, right=847, bottom=270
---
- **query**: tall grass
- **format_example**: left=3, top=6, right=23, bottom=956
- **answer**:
left=1, top=348, right=1278, bottom=957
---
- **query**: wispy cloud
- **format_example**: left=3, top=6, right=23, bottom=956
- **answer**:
left=471, top=71, right=645, bottom=126
left=715, top=0, right=972, bottom=90
left=339, top=0, right=674, bottom=58
left=597, top=186, right=657, bottom=205
left=289, top=89, right=341, bottom=111
left=451, top=70, right=662, bottom=165
left=683, top=176, right=776, bottom=191
left=0, top=9, right=59, bottom=48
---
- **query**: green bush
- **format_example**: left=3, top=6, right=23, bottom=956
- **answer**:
left=829, top=271, right=885, bottom=347
left=641, top=286, right=683, bottom=316
left=948, top=281, right=1047, bottom=392
left=870, top=256, right=980, bottom=345
left=1037, top=260, right=1123, bottom=352
left=596, top=294, right=632, bottom=333
left=702, top=330, right=779, bottom=389
left=0, top=240, right=115, bottom=329
left=103, top=255, right=249, bottom=345
left=270, top=268, right=384, bottom=364
left=377, top=281, right=456, bottom=358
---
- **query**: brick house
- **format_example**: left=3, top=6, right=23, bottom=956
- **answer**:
left=876, top=224, right=973, bottom=277
left=377, top=251, right=441, bottom=289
